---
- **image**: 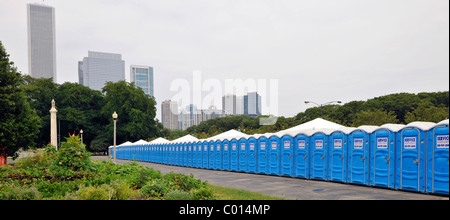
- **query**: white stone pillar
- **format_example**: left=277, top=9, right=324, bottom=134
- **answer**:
left=50, top=99, right=58, bottom=149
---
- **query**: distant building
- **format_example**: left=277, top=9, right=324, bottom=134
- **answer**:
left=244, top=92, right=262, bottom=117
left=222, top=94, right=236, bottom=115
left=162, top=100, right=179, bottom=130
left=27, top=3, right=57, bottom=82
left=130, top=65, right=154, bottom=96
left=78, top=51, right=125, bottom=91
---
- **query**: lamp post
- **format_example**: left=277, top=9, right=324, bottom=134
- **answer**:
left=112, top=111, right=118, bottom=163
left=80, top=129, right=83, bottom=144
left=305, top=100, right=342, bottom=117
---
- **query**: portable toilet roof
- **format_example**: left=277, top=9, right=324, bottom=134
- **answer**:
left=149, top=137, right=171, bottom=144
left=282, top=118, right=345, bottom=133
left=379, top=124, right=406, bottom=132
left=133, top=139, right=149, bottom=145
left=355, top=125, right=379, bottom=134
left=405, top=121, right=437, bottom=131
left=332, top=127, right=357, bottom=134
left=437, top=119, right=449, bottom=126
left=173, top=134, right=199, bottom=143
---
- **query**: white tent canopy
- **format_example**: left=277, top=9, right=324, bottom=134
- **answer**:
left=149, top=137, right=171, bottom=144
left=133, top=139, right=149, bottom=145
left=172, top=134, right=199, bottom=143
left=282, top=118, right=345, bottom=133
left=207, top=129, right=249, bottom=141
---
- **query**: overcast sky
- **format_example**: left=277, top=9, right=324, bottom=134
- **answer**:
left=1, top=0, right=449, bottom=121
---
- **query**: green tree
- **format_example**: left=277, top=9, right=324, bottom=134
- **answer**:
left=351, top=109, right=399, bottom=127
left=102, top=81, right=161, bottom=146
left=404, top=101, right=449, bottom=123
left=0, top=41, right=41, bottom=159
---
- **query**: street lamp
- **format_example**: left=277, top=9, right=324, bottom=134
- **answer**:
left=112, top=111, right=118, bottom=162
left=80, top=129, right=83, bottom=144
left=305, top=100, right=342, bottom=117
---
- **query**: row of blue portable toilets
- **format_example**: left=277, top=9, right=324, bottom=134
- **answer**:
left=111, top=120, right=449, bottom=195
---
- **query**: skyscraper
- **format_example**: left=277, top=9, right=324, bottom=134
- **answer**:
left=222, top=94, right=236, bottom=115
left=130, top=65, right=154, bottom=96
left=162, top=100, right=179, bottom=130
left=244, top=92, right=262, bottom=117
left=27, top=3, right=56, bottom=82
left=78, top=51, right=125, bottom=91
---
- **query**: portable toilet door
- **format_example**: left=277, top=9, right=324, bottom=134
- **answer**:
left=348, top=127, right=375, bottom=185
left=370, top=124, right=403, bottom=188
left=230, top=139, right=239, bottom=171
left=310, top=131, right=329, bottom=180
left=208, top=140, right=215, bottom=169
left=238, top=138, right=248, bottom=172
left=329, top=130, right=348, bottom=183
left=281, top=135, right=294, bottom=177
left=269, top=135, right=280, bottom=176
left=294, top=133, right=310, bottom=179
left=202, top=141, right=208, bottom=169
left=223, top=139, right=231, bottom=171
left=215, top=140, right=223, bottom=170
left=427, top=120, right=449, bottom=195
left=396, top=122, right=435, bottom=192
left=257, top=136, right=269, bottom=174
left=247, top=137, right=257, bottom=173
left=187, top=142, right=192, bottom=167
left=194, top=141, right=200, bottom=168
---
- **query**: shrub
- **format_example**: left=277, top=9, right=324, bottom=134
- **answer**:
left=140, top=179, right=174, bottom=198
left=75, top=184, right=114, bottom=200
left=190, top=187, right=216, bottom=200
left=110, top=180, right=135, bottom=200
left=52, top=134, right=92, bottom=172
left=0, top=184, right=42, bottom=200
left=164, top=190, right=192, bottom=200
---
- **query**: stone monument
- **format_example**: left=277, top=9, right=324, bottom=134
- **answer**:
left=50, top=99, right=58, bottom=149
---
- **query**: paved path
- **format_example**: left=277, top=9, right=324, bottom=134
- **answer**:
left=93, top=156, right=448, bottom=200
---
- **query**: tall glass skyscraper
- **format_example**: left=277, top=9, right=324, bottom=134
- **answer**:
left=78, top=51, right=125, bottom=91
left=130, top=65, right=154, bottom=97
left=27, top=3, right=56, bottom=82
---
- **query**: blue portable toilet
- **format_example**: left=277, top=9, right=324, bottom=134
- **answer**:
left=293, top=131, right=313, bottom=179
left=310, top=129, right=334, bottom=181
left=247, top=136, right=258, bottom=173
left=193, top=141, right=200, bottom=168
left=208, top=140, right=215, bottom=169
left=427, top=119, right=449, bottom=195
left=328, top=127, right=355, bottom=183
left=257, top=134, right=270, bottom=174
left=397, top=122, right=436, bottom=193
left=214, top=139, right=223, bottom=170
left=370, top=124, right=405, bottom=188
left=238, top=137, right=248, bottom=172
left=230, top=138, right=239, bottom=171
left=202, top=140, right=208, bottom=169
left=222, top=139, right=231, bottom=171
left=349, top=126, right=378, bottom=185
left=279, top=132, right=294, bottom=177
left=268, top=134, right=281, bottom=176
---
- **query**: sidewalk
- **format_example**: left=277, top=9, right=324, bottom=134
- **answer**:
left=92, top=156, right=448, bottom=200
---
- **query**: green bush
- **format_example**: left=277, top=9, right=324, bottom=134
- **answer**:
left=0, top=184, right=42, bottom=200
left=52, top=135, right=92, bottom=172
left=190, top=187, right=215, bottom=200
left=140, top=179, right=174, bottom=198
left=75, top=184, right=114, bottom=200
left=110, top=180, right=135, bottom=200
left=164, top=190, right=192, bottom=200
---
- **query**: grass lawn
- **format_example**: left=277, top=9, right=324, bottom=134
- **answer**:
left=208, top=184, right=285, bottom=200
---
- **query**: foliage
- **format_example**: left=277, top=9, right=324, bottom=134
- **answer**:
left=0, top=41, right=41, bottom=159
left=0, top=135, right=214, bottom=200
left=51, top=134, right=92, bottom=172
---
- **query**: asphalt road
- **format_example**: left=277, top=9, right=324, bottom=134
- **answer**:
left=92, top=156, right=448, bottom=200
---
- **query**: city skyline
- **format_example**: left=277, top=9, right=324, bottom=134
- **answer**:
left=1, top=0, right=448, bottom=121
